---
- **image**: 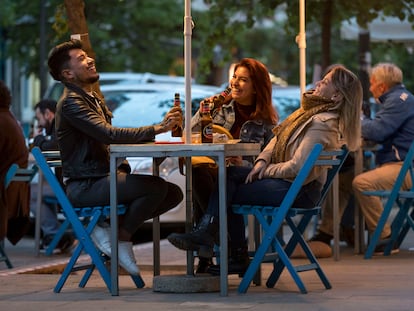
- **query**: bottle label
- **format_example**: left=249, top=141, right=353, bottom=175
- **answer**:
left=202, top=122, right=213, bottom=142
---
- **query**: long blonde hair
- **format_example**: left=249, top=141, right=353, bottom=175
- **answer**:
left=329, top=65, right=362, bottom=151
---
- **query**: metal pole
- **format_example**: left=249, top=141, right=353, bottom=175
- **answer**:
left=184, top=0, right=192, bottom=144
left=184, top=0, right=194, bottom=276
left=297, top=0, right=306, bottom=95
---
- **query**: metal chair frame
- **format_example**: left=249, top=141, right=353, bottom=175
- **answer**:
left=31, top=147, right=144, bottom=293
left=362, top=140, right=414, bottom=259
left=233, top=144, right=349, bottom=294
left=1, top=163, right=38, bottom=268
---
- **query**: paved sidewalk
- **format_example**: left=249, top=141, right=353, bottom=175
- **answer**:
left=1, top=233, right=414, bottom=311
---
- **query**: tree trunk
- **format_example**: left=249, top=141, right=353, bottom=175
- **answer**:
left=320, top=0, right=332, bottom=73
left=63, top=0, right=102, bottom=97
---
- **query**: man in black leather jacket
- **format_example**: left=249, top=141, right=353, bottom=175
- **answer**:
left=47, top=40, right=183, bottom=275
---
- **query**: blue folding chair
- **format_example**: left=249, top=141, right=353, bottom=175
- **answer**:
left=31, top=147, right=145, bottom=293
left=32, top=150, right=68, bottom=256
left=362, top=140, right=414, bottom=259
left=233, top=144, right=349, bottom=294
left=1, top=163, right=38, bottom=268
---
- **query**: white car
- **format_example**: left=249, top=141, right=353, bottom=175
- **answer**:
left=272, top=85, right=301, bottom=121
left=43, top=72, right=195, bottom=102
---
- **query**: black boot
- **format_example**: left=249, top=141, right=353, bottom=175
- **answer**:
left=207, top=246, right=250, bottom=276
left=167, top=214, right=219, bottom=258
left=196, top=257, right=214, bottom=274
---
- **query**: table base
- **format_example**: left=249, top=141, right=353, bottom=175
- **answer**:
left=153, top=274, right=220, bottom=293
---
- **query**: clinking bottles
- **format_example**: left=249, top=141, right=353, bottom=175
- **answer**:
left=200, top=101, right=213, bottom=143
left=171, top=92, right=183, bottom=137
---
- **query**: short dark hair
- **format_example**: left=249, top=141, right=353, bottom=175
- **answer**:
left=35, top=99, right=57, bottom=114
left=0, top=80, right=12, bottom=109
left=47, top=39, right=83, bottom=81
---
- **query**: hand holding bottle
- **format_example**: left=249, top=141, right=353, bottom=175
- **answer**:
left=155, top=106, right=183, bottom=134
left=171, top=93, right=183, bottom=137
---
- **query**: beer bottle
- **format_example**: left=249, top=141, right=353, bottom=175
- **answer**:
left=200, top=101, right=213, bottom=143
left=211, top=86, right=231, bottom=109
left=171, top=92, right=183, bottom=137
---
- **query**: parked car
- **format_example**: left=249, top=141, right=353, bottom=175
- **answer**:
left=272, top=85, right=301, bottom=121
left=43, top=72, right=194, bottom=102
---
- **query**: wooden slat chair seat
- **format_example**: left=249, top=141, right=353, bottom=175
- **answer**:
left=232, top=144, right=349, bottom=294
left=1, top=164, right=38, bottom=268
left=362, top=140, right=414, bottom=259
left=31, top=147, right=144, bottom=293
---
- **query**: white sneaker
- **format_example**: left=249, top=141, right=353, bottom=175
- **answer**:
left=90, top=225, right=112, bottom=257
left=118, top=241, right=140, bottom=275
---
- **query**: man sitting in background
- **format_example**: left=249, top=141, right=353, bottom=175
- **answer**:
left=30, top=99, right=75, bottom=253
left=353, top=62, right=414, bottom=255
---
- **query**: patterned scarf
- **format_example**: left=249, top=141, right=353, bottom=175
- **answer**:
left=271, top=91, right=336, bottom=163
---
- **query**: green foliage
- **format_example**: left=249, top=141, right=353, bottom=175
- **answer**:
left=2, top=0, right=414, bottom=88
left=3, top=0, right=185, bottom=78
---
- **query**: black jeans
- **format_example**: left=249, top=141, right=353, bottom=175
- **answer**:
left=192, top=164, right=218, bottom=225
left=66, top=172, right=183, bottom=236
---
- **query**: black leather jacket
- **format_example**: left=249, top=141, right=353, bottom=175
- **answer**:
left=55, top=83, right=156, bottom=179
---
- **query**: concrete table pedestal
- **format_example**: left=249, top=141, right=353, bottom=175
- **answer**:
left=153, top=274, right=220, bottom=293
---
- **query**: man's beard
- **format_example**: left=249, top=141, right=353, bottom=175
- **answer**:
left=86, top=74, right=100, bottom=84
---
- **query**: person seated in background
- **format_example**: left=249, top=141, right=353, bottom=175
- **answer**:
left=0, top=80, right=31, bottom=247
left=168, top=65, right=362, bottom=275
left=184, top=58, right=278, bottom=273
left=352, top=62, right=414, bottom=255
left=30, top=99, right=76, bottom=253
left=47, top=39, right=183, bottom=275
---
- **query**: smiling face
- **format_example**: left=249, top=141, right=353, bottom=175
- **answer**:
left=313, top=71, right=338, bottom=100
left=62, top=49, right=99, bottom=91
left=230, top=66, right=255, bottom=106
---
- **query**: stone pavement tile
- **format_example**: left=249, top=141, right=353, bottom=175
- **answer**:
left=1, top=231, right=414, bottom=311
left=1, top=251, right=414, bottom=311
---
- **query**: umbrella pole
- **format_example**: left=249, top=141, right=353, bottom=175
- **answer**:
left=297, top=0, right=306, bottom=95
left=184, top=0, right=192, bottom=144
left=183, top=0, right=194, bottom=276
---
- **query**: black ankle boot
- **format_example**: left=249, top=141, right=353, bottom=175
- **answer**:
left=310, top=230, right=333, bottom=245
left=196, top=257, right=214, bottom=274
left=207, top=246, right=250, bottom=276
left=167, top=214, right=219, bottom=258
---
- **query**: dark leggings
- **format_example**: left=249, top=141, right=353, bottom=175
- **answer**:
left=66, top=172, right=183, bottom=236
